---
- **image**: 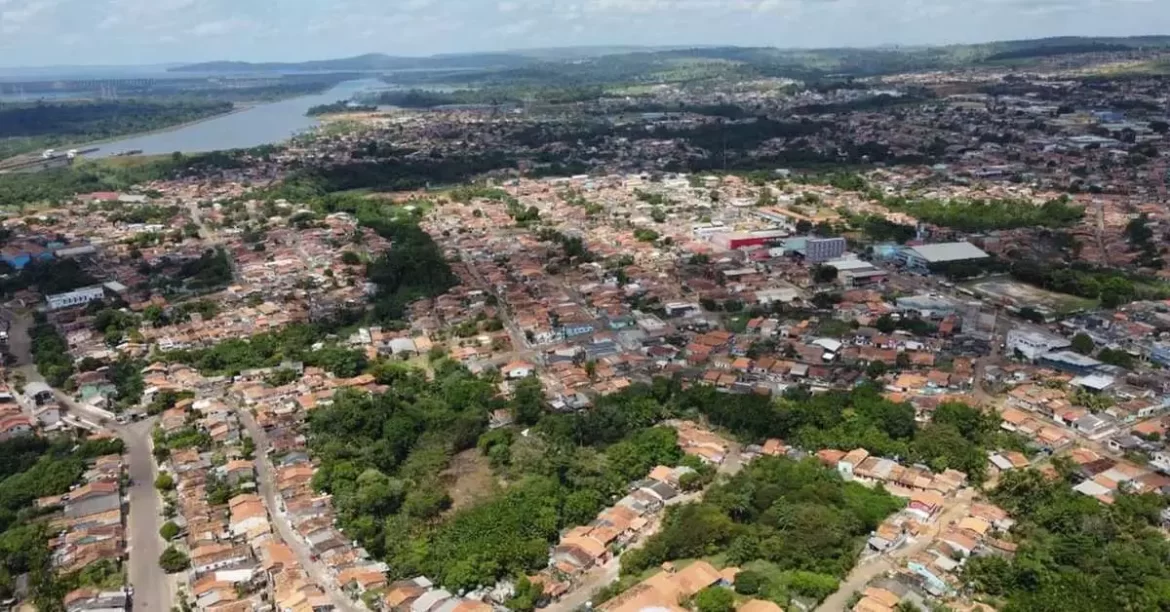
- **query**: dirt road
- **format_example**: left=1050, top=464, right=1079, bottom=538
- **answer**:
left=816, top=490, right=975, bottom=612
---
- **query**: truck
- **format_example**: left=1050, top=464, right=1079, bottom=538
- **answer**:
left=41, top=149, right=55, bottom=159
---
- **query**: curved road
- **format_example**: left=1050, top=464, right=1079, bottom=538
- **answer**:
left=3, top=309, right=172, bottom=611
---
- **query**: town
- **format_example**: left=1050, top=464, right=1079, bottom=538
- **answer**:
left=1, top=37, right=1170, bottom=612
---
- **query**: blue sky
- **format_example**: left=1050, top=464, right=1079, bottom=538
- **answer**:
left=0, top=0, right=1167, bottom=66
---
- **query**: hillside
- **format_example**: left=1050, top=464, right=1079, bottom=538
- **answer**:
left=170, top=52, right=539, bottom=73
left=171, top=36, right=1170, bottom=78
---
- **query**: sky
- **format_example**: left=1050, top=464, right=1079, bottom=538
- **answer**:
left=0, top=0, right=1168, bottom=67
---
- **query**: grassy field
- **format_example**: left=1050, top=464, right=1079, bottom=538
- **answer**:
left=963, top=276, right=1097, bottom=313
left=78, top=154, right=172, bottom=170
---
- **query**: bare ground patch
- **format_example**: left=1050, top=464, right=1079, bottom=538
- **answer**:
left=439, top=447, right=498, bottom=511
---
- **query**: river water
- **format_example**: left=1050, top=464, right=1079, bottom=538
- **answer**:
left=88, top=78, right=385, bottom=158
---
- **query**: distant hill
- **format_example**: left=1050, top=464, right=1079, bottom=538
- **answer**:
left=169, top=52, right=540, bottom=73
left=171, top=36, right=1170, bottom=76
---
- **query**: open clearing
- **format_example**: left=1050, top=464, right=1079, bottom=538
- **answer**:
left=964, top=276, right=1096, bottom=313
left=440, top=447, right=497, bottom=511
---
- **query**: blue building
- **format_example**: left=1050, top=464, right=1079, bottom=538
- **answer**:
left=1039, top=350, right=1103, bottom=376
left=0, top=245, right=53, bottom=270
left=584, top=339, right=620, bottom=360
left=606, top=315, right=636, bottom=330
left=1092, top=110, right=1125, bottom=123
left=1150, top=343, right=1170, bottom=368
left=560, top=323, right=595, bottom=339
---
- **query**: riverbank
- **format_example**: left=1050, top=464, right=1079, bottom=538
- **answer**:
left=72, top=104, right=252, bottom=158
left=0, top=104, right=245, bottom=165
left=5, top=78, right=384, bottom=163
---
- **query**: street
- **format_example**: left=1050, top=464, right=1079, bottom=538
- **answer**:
left=3, top=309, right=172, bottom=610
left=815, top=489, right=975, bottom=612
left=121, top=418, right=172, bottom=612
left=234, top=404, right=366, bottom=612
left=458, top=249, right=537, bottom=362
left=544, top=441, right=743, bottom=612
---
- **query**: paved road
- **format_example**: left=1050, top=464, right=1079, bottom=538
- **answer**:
left=972, top=311, right=1010, bottom=406
left=2, top=309, right=173, bottom=611
left=120, top=418, right=172, bottom=612
left=543, top=450, right=741, bottom=612
left=458, top=250, right=537, bottom=361
left=234, top=405, right=366, bottom=612
left=816, top=490, right=975, bottom=612
left=543, top=492, right=704, bottom=612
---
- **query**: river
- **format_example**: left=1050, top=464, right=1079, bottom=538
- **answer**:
left=88, top=78, right=385, bottom=158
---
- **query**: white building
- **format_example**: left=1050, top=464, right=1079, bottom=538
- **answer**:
left=898, top=242, right=989, bottom=272
left=501, top=361, right=535, bottom=379
left=1006, top=329, right=1071, bottom=361
left=33, top=404, right=60, bottom=428
left=46, top=285, right=106, bottom=311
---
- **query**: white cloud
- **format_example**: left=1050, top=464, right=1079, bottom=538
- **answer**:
left=189, top=17, right=253, bottom=37
left=0, top=0, right=57, bottom=24
left=496, top=17, right=537, bottom=34
left=2, top=0, right=1170, bottom=66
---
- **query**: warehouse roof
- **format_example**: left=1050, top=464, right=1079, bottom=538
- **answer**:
left=905, top=242, right=989, bottom=263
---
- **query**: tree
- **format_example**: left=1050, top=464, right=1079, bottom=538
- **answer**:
left=403, top=488, right=451, bottom=520
left=1070, top=333, right=1095, bottom=355
left=811, top=292, right=841, bottom=310
left=562, top=489, right=605, bottom=526
left=507, top=575, right=543, bottom=612
left=1018, top=307, right=1045, bottom=323
left=159, top=521, right=180, bottom=540
left=158, top=546, right=190, bottom=573
left=1098, top=347, right=1135, bottom=369
left=875, top=314, right=896, bottom=334
left=142, top=304, right=165, bottom=326
left=895, top=352, right=911, bottom=369
left=962, top=468, right=1170, bottom=611
left=911, top=424, right=985, bottom=480
left=634, top=228, right=659, bottom=243
left=786, top=571, right=840, bottom=601
left=866, top=360, right=888, bottom=379
left=1126, top=214, right=1154, bottom=248
left=341, top=251, right=361, bottom=265
left=733, top=569, right=763, bottom=595
left=932, top=402, right=993, bottom=442
left=694, top=586, right=735, bottom=612
left=511, top=376, right=545, bottom=426
left=813, top=265, right=838, bottom=284
left=154, top=473, right=175, bottom=491
left=1099, top=276, right=1136, bottom=309
left=678, top=471, right=704, bottom=492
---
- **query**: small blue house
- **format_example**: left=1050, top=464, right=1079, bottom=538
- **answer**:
left=560, top=323, right=595, bottom=339
left=1, top=244, right=53, bottom=270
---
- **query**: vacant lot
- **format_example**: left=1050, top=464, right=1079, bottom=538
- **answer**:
left=440, top=448, right=497, bottom=512
left=964, top=277, right=1096, bottom=313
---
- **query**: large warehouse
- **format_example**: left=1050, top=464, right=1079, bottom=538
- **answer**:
left=897, top=242, right=989, bottom=272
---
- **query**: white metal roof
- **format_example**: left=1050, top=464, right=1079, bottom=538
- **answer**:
left=906, top=242, right=989, bottom=263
